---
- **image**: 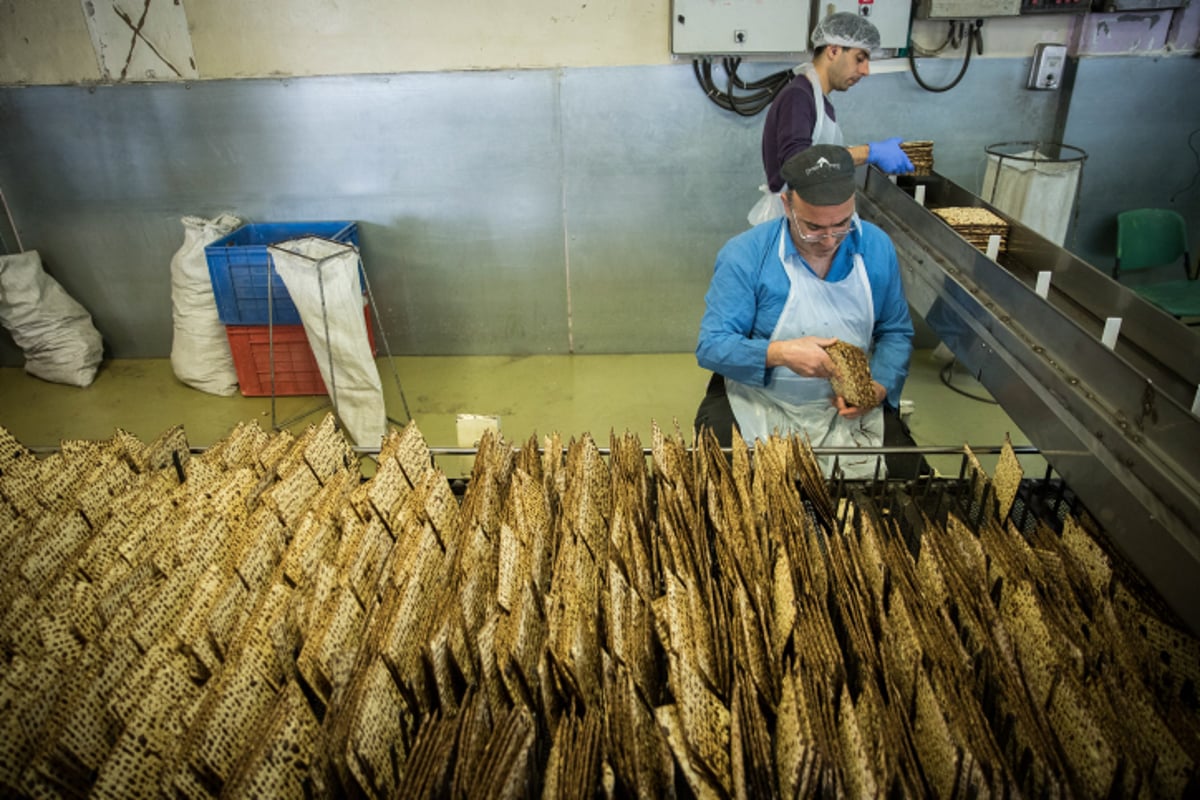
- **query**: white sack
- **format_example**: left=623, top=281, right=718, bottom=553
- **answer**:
left=0, top=250, right=104, bottom=387
left=170, top=213, right=242, bottom=395
left=270, top=237, right=386, bottom=447
left=982, top=150, right=1081, bottom=246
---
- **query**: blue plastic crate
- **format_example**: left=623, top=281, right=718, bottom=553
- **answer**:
left=204, top=221, right=361, bottom=325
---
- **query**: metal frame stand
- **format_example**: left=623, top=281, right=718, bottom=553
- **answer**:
left=983, top=140, right=1088, bottom=249
left=264, top=237, right=411, bottom=434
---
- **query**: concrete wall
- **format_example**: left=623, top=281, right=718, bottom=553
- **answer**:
left=4, top=0, right=1191, bottom=85
left=0, top=0, right=671, bottom=80
left=0, top=0, right=1093, bottom=83
left=1065, top=55, right=1200, bottom=270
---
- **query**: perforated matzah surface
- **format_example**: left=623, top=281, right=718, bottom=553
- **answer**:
left=0, top=418, right=1196, bottom=797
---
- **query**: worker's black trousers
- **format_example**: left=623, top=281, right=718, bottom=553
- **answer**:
left=693, top=372, right=929, bottom=479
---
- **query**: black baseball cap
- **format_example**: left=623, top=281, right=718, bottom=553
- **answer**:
left=781, top=145, right=856, bottom=206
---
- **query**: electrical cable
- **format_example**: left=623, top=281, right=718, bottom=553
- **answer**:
left=939, top=359, right=998, bottom=404
left=908, top=18, right=984, bottom=93
left=949, top=20, right=964, bottom=49
left=695, top=58, right=792, bottom=115
left=720, top=57, right=789, bottom=91
left=693, top=57, right=795, bottom=117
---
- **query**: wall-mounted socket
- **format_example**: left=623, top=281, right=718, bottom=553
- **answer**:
left=1027, top=43, right=1066, bottom=90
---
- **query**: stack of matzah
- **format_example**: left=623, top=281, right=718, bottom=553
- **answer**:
left=932, top=205, right=1009, bottom=256
left=0, top=415, right=1198, bottom=798
left=900, top=139, right=934, bottom=175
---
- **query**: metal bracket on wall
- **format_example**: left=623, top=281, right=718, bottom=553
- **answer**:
left=0, top=184, right=22, bottom=255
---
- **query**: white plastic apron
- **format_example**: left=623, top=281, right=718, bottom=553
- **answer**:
left=726, top=221, right=885, bottom=478
left=747, top=65, right=847, bottom=226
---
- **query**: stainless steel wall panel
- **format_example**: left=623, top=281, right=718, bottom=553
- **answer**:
left=4, top=59, right=1190, bottom=365
left=1064, top=56, right=1200, bottom=271
left=560, top=66, right=760, bottom=353
left=0, top=73, right=569, bottom=359
left=834, top=58, right=1061, bottom=192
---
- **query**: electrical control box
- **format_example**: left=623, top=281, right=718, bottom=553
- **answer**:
left=671, top=0, right=811, bottom=55
left=1027, top=43, right=1067, bottom=89
left=1020, top=0, right=1089, bottom=14
left=1094, top=0, right=1189, bottom=9
left=812, top=0, right=913, bottom=50
left=915, top=0, right=1021, bottom=18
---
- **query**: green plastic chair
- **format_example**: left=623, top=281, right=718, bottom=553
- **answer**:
left=1114, top=208, right=1200, bottom=322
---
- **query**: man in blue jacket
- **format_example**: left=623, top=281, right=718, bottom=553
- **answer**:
left=697, top=145, right=914, bottom=478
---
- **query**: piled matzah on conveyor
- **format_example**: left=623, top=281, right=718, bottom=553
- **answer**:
left=1, top=416, right=1198, bottom=797
left=899, top=139, right=934, bottom=176
left=932, top=205, right=1010, bottom=256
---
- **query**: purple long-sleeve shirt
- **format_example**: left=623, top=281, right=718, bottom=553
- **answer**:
left=762, top=73, right=836, bottom=192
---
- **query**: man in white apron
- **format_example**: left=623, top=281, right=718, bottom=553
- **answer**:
left=698, top=145, right=915, bottom=479
left=749, top=12, right=914, bottom=225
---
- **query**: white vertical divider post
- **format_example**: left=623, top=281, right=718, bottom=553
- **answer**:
left=986, top=234, right=1001, bottom=261
left=1101, top=317, right=1122, bottom=350
left=1035, top=271, right=1052, bottom=299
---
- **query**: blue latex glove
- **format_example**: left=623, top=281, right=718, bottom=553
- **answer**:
left=867, top=138, right=915, bottom=174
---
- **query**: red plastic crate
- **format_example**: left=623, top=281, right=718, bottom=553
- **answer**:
left=226, top=309, right=377, bottom=397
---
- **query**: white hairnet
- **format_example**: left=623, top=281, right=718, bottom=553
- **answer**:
left=810, top=12, right=881, bottom=51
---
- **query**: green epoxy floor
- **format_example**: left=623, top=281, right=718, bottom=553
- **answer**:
left=0, top=349, right=1042, bottom=478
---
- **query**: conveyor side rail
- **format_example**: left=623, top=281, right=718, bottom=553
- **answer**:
left=856, top=168, right=1200, bottom=634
